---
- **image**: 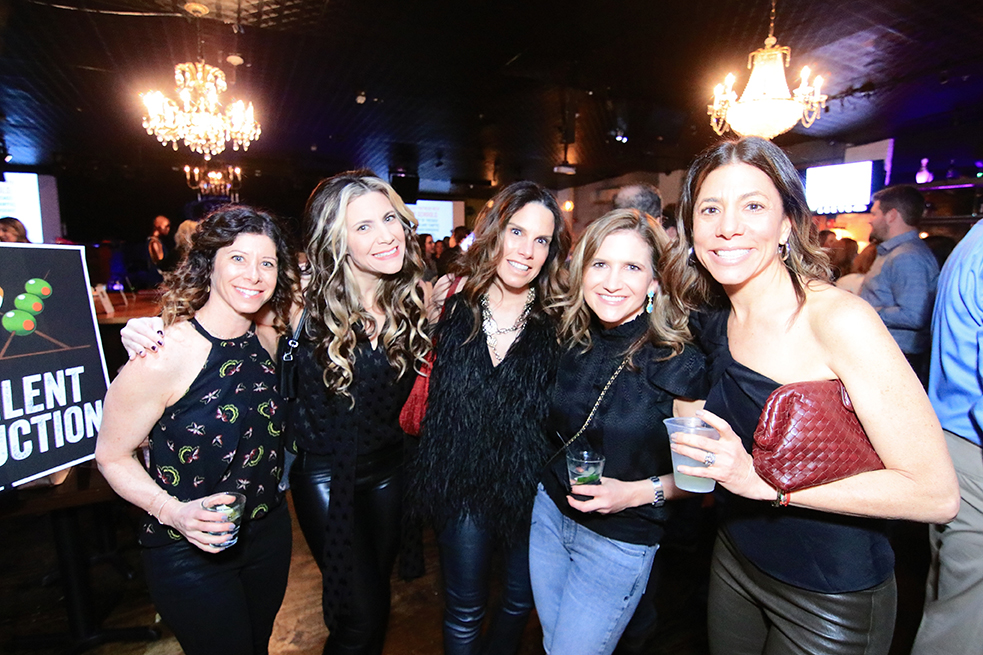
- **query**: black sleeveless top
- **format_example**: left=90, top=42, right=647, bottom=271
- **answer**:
left=697, top=310, right=894, bottom=593
left=140, top=319, right=285, bottom=548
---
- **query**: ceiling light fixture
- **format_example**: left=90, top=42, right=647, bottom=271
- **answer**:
left=708, top=0, right=827, bottom=140
left=184, top=161, right=243, bottom=201
left=140, top=3, right=261, bottom=159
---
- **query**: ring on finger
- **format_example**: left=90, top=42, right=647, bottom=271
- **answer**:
left=704, top=451, right=716, bottom=467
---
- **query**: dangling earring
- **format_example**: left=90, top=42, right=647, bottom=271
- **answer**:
left=645, top=290, right=655, bottom=314
left=779, top=242, right=790, bottom=261
left=687, top=247, right=697, bottom=266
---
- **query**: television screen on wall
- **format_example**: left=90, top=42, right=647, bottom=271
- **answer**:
left=0, top=172, right=62, bottom=243
left=804, top=160, right=885, bottom=215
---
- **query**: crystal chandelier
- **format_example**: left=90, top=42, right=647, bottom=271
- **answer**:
left=708, top=0, right=827, bottom=140
left=140, top=3, right=260, bottom=159
left=184, top=162, right=243, bottom=202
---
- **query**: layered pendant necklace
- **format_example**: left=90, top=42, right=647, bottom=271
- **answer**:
left=480, top=287, right=536, bottom=363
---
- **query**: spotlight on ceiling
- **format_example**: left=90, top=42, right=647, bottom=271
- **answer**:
left=553, top=163, right=576, bottom=175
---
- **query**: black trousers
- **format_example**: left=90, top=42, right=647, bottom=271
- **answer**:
left=437, top=514, right=533, bottom=655
left=707, top=530, right=896, bottom=655
left=290, top=449, right=403, bottom=655
left=142, top=502, right=292, bottom=655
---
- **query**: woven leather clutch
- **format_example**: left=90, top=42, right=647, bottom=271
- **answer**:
left=752, top=379, right=884, bottom=493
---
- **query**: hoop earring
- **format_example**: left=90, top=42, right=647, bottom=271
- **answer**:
left=779, top=242, right=790, bottom=261
left=687, top=247, right=697, bottom=266
left=645, top=290, right=655, bottom=314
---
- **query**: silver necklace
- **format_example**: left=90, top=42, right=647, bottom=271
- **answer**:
left=480, top=287, right=536, bottom=362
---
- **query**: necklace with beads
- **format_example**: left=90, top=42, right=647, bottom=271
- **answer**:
left=480, top=287, right=536, bottom=363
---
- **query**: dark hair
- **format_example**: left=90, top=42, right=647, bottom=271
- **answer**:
left=161, top=205, right=299, bottom=334
left=872, top=185, right=925, bottom=226
left=453, top=225, right=469, bottom=241
left=667, top=137, right=831, bottom=310
left=613, top=184, right=663, bottom=220
left=454, top=181, right=571, bottom=332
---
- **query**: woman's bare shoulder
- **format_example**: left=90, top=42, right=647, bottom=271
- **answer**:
left=805, top=283, right=879, bottom=334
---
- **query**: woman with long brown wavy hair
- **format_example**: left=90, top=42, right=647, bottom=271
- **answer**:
left=410, top=180, right=571, bottom=655
left=665, top=137, right=958, bottom=655
left=97, top=206, right=299, bottom=655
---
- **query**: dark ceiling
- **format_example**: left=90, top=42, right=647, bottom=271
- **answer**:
left=2, top=0, right=983, bottom=202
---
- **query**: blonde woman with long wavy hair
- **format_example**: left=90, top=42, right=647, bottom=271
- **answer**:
left=120, top=171, right=429, bottom=655
left=528, top=209, right=707, bottom=655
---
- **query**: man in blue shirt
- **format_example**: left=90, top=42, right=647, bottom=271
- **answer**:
left=911, top=219, right=983, bottom=655
left=860, top=185, right=940, bottom=385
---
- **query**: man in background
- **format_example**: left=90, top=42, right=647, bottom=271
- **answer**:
left=911, top=218, right=983, bottom=655
left=613, top=183, right=675, bottom=238
left=859, top=185, right=939, bottom=385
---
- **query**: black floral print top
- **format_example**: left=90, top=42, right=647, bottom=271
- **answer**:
left=139, top=318, right=285, bottom=548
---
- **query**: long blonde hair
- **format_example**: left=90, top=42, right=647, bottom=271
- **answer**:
left=303, top=170, right=429, bottom=397
left=558, top=209, right=691, bottom=362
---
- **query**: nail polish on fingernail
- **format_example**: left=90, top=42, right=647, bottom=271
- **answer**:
left=157, top=341, right=164, bottom=346
left=151, top=346, right=157, bottom=352
left=157, top=330, right=164, bottom=336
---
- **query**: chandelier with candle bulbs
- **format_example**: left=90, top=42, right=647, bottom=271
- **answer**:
left=185, top=162, right=243, bottom=201
left=140, top=3, right=260, bottom=159
left=708, top=0, right=827, bottom=140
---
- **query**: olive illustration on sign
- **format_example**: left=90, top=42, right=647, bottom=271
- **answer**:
left=14, top=293, right=44, bottom=314
left=24, top=278, right=52, bottom=298
left=3, top=309, right=37, bottom=336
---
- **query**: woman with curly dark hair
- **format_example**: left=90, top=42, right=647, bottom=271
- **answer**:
left=411, top=180, right=571, bottom=655
left=119, top=173, right=430, bottom=655
left=96, top=206, right=299, bottom=655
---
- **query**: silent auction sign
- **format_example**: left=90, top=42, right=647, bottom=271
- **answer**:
left=0, top=243, right=109, bottom=490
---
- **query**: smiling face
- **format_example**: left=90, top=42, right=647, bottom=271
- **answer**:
left=208, top=232, right=278, bottom=318
left=494, top=202, right=555, bottom=293
left=582, top=230, right=658, bottom=330
left=692, top=162, right=791, bottom=292
left=345, top=191, right=407, bottom=286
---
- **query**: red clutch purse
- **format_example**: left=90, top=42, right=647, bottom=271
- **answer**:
left=399, top=353, right=433, bottom=437
left=398, top=277, right=461, bottom=437
left=752, top=379, right=885, bottom=493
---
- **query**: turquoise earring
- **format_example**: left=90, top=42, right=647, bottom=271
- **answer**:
left=645, top=290, right=655, bottom=314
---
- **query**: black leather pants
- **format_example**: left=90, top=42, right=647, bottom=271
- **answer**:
left=707, top=530, right=896, bottom=655
left=437, top=514, right=534, bottom=655
left=290, top=449, right=403, bottom=655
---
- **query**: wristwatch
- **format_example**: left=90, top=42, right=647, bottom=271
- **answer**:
left=649, top=476, right=665, bottom=507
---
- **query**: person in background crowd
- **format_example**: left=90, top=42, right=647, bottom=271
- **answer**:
left=158, top=219, right=201, bottom=272
left=147, top=215, right=172, bottom=267
left=817, top=229, right=837, bottom=249
left=418, top=232, right=438, bottom=281
left=829, top=237, right=859, bottom=280
left=434, top=238, right=447, bottom=263
left=614, top=183, right=676, bottom=242
left=529, top=209, right=707, bottom=655
left=97, top=206, right=299, bottom=655
left=859, top=185, right=939, bottom=386
left=411, top=181, right=570, bottom=655
left=437, top=225, right=470, bottom=277
left=667, top=136, right=958, bottom=655
left=0, top=216, right=30, bottom=242
left=835, top=241, right=878, bottom=295
left=911, top=219, right=983, bottom=655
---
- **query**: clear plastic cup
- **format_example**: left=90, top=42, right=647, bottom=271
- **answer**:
left=663, top=417, right=720, bottom=493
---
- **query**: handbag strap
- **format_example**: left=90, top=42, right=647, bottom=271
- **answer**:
left=552, top=355, right=630, bottom=458
left=280, top=308, right=307, bottom=400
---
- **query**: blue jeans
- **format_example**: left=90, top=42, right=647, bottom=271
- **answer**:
left=529, top=485, right=657, bottom=655
left=437, top=513, right=534, bottom=655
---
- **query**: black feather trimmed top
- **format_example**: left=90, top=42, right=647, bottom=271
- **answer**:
left=410, top=294, right=560, bottom=544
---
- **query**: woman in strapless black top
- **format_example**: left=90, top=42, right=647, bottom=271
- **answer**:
left=663, top=137, right=959, bottom=655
